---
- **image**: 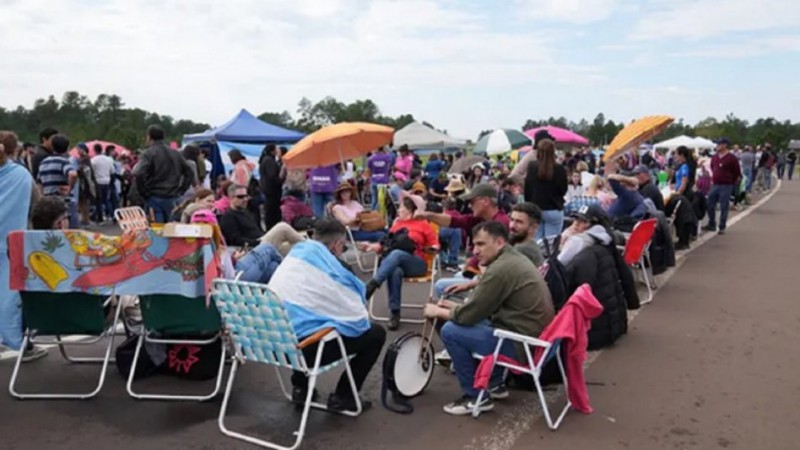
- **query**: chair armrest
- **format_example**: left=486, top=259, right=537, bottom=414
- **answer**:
left=493, top=329, right=550, bottom=349
left=297, top=327, right=336, bottom=349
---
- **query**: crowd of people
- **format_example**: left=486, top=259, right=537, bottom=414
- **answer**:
left=0, top=123, right=787, bottom=417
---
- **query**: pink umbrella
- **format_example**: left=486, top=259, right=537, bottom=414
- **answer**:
left=524, top=126, right=589, bottom=146
left=70, top=140, right=132, bottom=158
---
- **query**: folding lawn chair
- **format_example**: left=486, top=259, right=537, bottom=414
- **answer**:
left=619, top=218, right=658, bottom=304
left=471, top=332, right=570, bottom=430
left=212, top=279, right=363, bottom=450
left=368, top=250, right=441, bottom=325
left=9, top=291, right=123, bottom=400
left=126, top=294, right=226, bottom=401
left=114, top=206, right=149, bottom=232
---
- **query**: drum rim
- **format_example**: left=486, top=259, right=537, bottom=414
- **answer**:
left=392, top=335, right=435, bottom=398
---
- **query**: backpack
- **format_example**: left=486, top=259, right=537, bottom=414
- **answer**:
left=163, top=336, right=223, bottom=381
left=541, top=237, right=570, bottom=311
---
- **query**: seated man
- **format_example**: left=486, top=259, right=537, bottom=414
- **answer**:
left=558, top=204, right=613, bottom=266
left=605, top=160, right=647, bottom=219
left=633, top=165, right=665, bottom=212
left=219, top=183, right=264, bottom=247
left=423, top=221, right=554, bottom=415
left=268, top=218, right=386, bottom=413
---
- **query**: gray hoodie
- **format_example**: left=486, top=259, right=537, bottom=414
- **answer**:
left=558, top=224, right=612, bottom=266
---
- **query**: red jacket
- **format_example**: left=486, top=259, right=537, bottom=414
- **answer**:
left=535, top=284, right=604, bottom=414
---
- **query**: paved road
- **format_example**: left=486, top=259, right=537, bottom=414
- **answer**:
left=0, top=182, right=796, bottom=449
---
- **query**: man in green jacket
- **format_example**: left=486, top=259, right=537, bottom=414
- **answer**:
left=424, top=221, right=554, bottom=416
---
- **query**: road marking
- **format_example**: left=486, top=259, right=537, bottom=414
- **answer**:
left=465, top=181, right=782, bottom=450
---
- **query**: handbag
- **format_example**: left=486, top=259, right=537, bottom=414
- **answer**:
left=357, top=210, right=386, bottom=232
left=380, top=228, right=417, bottom=255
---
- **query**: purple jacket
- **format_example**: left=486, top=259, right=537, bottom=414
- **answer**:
left=368, top=152, right=393, bottom=184
left=309, top=165, right=338, bottom=194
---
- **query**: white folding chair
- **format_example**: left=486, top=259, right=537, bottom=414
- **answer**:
left=115, top=206, right=149, bottom=232
left=211, top=280, right=363, bottom=450
left=471, top=331, right=570, bottom=430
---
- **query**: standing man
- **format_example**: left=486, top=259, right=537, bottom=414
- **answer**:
left=309, top=164, right=338, bottom=218
left=423, top=221, right=554, bottom=415
left=776, top=150, right=787, bottom=180
left=134, top=125, right=194, bottom=223
left=30, top=128, right=58, bottom=180
left=739, top=145, right=756, bottom=193
left=704, top=138, right=741, bottom=235
left=787, top=149, right=797, bottom=181
left=367, top=146, right=393, bottom=209
left=259, top=144, right=283, bottom=230
left=91, top=143, right=116, bottom=223
left=0, top=137, right=48, bottom=360
left=37, top=134, right=78, bottom=226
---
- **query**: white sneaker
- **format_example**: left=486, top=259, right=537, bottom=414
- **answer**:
left=443, top=395, right=494, bottom=416
left=21, top=345, right=49, bottom=363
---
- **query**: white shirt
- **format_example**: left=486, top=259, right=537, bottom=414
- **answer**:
left=203, top=159, right=212, bottom=189
left=91, top=155, right=116, bottom=185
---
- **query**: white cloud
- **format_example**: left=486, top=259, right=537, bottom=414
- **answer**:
left=630, top=0, right=800, bottom=40
left=516, top=0, right=620, bottom=24
left=669, top=34, right=800, bottom=58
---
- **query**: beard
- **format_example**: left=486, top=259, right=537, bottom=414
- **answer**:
left=509, top=231, right=526, bottom=245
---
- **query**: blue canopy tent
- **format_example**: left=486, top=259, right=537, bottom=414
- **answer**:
left=182, top=109, right=305, bottom=182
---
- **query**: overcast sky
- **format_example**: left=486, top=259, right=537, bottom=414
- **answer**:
left=2, top=0, right=799, bottom=139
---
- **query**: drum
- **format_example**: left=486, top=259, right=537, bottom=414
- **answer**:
left=381, top=318, right=436, bottom=414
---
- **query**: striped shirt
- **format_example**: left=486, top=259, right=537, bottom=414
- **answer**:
left=37, top=155, right=75, bottom=200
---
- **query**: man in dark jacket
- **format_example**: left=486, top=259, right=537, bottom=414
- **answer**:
left=633, top=165, right=664, bottom=211
left=219, top=183, right=264, bottom=247
left=134, top=125, right=194, bottom=223
left=259, top=143, right=283, bottom=230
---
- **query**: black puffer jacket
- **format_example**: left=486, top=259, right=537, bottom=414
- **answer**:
left=566, top=243, right=638, bottom=350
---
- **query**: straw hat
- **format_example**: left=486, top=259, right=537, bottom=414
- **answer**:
left=445, top=177, right=466, bottom=193
left=334, top=182, right=357, bottom=200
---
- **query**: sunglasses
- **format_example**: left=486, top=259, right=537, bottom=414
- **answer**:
left=234, top=194, right=250, bottom=199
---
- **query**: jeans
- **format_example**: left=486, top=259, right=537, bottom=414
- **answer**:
left=438, top=226, right=462, bottom=265
left=536, top=209, right=564, bottom=241
left=706, top=184, right=734, bottom=231
left=235, top=243, right=283, bottom=284
left=93, top=183, right=112, bottom=222
left=788, top=162, right=796, bottom=180
left=291, top=323, right=386, bottom=400
left=434, top=274, right=467, bottom=299
left=743, top=167, right=754, bottom=192
left=311, top=192, right=333, bottom=218
left=440, top=320, right=516, bottom=398
left=373, top=250, right=427, bottom=313
left=370, top=183, right=385, bottom=210
left=777, top=164, right=786, bottom=179
left=762, top=168, right=773, bottom=190
left=351, top=229, right=386, bottom=242
left=68, top=201, right=79, bottom=229
left=145, top=196, right=178, bottom=224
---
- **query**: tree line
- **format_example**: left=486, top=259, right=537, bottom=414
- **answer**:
left=2, top=92, right=797, bottom=150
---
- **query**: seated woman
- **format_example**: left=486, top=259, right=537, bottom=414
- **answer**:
left=564, top=175, right=605, bottom=214
left=330, top=182, right=385, bottom=242
left=173, top=188, right=215, bottom=223
left=363, top=198, right=439, bottom=330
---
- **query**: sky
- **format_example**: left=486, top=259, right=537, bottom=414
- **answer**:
left=1, top=0, right=799, bottom=140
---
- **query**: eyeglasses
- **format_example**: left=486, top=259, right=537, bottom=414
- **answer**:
left=234, top=195, right=250, bottom=199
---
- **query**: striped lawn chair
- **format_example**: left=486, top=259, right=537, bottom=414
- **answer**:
left=211, top=279, right=362, bottom=450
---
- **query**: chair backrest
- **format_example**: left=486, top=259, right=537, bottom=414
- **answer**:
left=21, top=291, right=108, bottom=335
left=211, top=279, right=305, bottom=371
left=622, top=218, right=658, bottom=265
left=668, top=199, right=682, bottom=223
left=115, top=206, right=149, bottom=232
left=139, top=294, right=222, bottom=335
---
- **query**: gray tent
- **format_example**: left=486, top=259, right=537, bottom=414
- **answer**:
left=394, top=122, right=467, bottom=150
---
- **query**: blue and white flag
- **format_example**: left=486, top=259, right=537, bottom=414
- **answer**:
left=268, top=240, right=369, bottom=338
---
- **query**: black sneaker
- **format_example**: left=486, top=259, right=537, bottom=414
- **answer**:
left=675, top=243, right=690, bottom=251
left=702, top=225, right=717, bottom=232
left=292, top=386, right=320, bottom=407
left=388, top=313, right=400, bottom=331
left=327, top=393, right=372, bottom=414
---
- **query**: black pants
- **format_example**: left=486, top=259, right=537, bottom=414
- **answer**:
left=291, top=323, right=386, bottom=399
left=264, top=195, right=282, bottom=231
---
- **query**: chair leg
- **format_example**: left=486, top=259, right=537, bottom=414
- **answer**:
left=127, top=334, right=227, bottom=401
left=638, top=258, right=655, bottom=305
left=333, top=335, right=363, bottom=417
left=472, top=338, right=505, bottom=418
left=532, top=364, right=570, bottom=430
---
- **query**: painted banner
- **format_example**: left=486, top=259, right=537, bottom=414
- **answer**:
left=7, top=229, right=219, bottom=298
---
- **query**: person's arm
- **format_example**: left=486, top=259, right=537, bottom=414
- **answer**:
left=448, top=270, right=506, bottom=326
left=134, top=151, right=152, bottom=198
left=417, top=210, right=453, bottom=228
left=423, top=221, right=440, bottom=251
left=179, top=157, right=195, bottom=193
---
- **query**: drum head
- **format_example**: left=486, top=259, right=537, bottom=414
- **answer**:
left=393, top=335, right=434, bottom=398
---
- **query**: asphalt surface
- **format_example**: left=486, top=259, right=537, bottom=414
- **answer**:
left=0, top=182, right=796, bottom=450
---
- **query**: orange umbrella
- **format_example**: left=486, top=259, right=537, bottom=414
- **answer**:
left=603, top=115, right=674, bottom=162
left=283, top=122, right=394, bottom=169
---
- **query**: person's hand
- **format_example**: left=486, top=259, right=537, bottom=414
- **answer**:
left=437, top=299, right=459, bottom=309
left=423, top=303, right=441, bottom=318
left=233, top=248, right=247, bottom=261
left=444, top=281, right=473, bottom=295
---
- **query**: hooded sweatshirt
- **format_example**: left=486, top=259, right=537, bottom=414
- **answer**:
left=558, top=224, right=612, bottom=266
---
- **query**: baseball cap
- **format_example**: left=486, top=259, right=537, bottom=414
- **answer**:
left=570, top=204, right=608, bottom=226
left=715, top=137, right=731, bottom=146
left=459, top=183, right=498, bottom=201
left=633, top=164, right=650, bottom=175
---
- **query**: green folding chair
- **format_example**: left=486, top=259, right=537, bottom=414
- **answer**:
left=9, top=291, right=123, bottom=400
left=125, top=294, right=226, bottom=401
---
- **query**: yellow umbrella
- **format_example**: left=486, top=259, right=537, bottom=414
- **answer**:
left=283, top=122, right=394, bottom=169
left=603, top=115, right=674, bottom=162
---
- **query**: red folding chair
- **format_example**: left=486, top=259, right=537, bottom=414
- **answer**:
left=620, top=218, right=658, bottom=304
